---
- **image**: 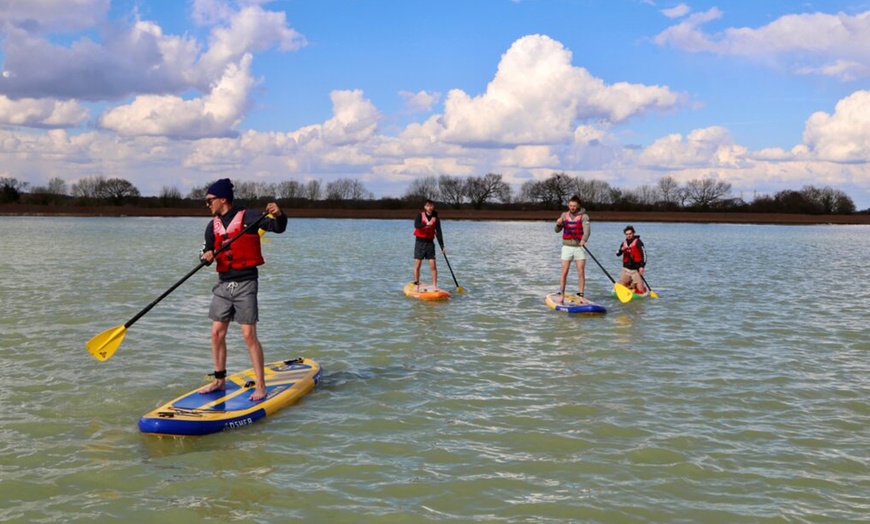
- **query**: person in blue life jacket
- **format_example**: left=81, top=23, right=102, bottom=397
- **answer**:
left=616, top=225, right=647, bottom=294
left=198, top=178, right=287, bottom=402
left=555, top=195, right=590, bottom=303
left=412, top=199, right=445, bottom=290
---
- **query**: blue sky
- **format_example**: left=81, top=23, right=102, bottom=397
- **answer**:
left=2, top=0, right=870, bottom=207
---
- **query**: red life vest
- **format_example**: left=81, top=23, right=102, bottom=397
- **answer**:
left=414, top=212, right=437, bottom=240
left=561, top=212, right=585, bottom=242
left=213, top=211, right=265, bottom=273
left=621, top=237, right=643, bottom=266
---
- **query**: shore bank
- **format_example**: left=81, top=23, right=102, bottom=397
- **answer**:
left=2, top=203, right=869, bottom=225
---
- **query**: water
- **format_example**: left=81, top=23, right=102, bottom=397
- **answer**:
left=1, top=216, right=868, bottom=523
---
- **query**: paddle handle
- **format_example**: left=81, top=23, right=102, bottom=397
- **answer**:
left=123, top=214, right=268, bottom=330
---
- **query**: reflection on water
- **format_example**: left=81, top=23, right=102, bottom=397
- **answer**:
left=1, top=217, right=869, bottom=522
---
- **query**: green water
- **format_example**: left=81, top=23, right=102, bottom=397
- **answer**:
left=1, top=217, right=868, bottom=523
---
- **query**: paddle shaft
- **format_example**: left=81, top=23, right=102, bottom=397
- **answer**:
left=638, top=271, right=657, bottom=296
left=582, top=246, right=618, bottom=283
left=438, top=240, right=463, bottom=291
left=121, top=213, right=267, bottom=330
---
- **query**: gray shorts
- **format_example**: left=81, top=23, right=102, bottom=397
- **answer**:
left=209, top=280, right=259, bottom=325
left=414, top=239, right=436, bottom=260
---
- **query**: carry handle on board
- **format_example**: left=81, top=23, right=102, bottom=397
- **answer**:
left=86, top=213, right=269, bottom=362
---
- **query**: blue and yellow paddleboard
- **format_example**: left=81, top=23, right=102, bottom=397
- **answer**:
left=139, top=357, right=321, bottom=436
left=545, top=292, right=607, bottom=315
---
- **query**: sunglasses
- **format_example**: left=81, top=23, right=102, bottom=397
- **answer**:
left=205, top=197, right=218, bottom=205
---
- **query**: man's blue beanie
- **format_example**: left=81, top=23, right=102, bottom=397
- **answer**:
left=207, top=178, right=234, bottom=201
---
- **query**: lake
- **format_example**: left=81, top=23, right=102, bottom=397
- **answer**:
left=1, top=216, right=868, bottom=523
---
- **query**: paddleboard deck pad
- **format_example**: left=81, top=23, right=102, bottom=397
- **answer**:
left=545, top=292, right=607, bottom=315
left=404, top=282, right=451, bottom=301
left=139, top=357, right=321, bottom=436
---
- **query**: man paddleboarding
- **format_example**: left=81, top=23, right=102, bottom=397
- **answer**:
left=199, top=178, right=287, bottom=401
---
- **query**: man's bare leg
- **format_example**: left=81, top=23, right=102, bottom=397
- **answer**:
left=199, top=320, right=229, bottom=394
left=241, top=323, right=267, bottom=401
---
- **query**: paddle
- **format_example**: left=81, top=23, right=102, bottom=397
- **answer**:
left=639, top=271, right=659, bottom=299
left=582, top=246, right=634, bottom=303
left=86, top=213, right=269, bottom=362
left=438, top=240, right=465, bottom=293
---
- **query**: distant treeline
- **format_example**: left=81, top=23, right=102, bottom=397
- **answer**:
left=1, top=172, right=864, bottom=215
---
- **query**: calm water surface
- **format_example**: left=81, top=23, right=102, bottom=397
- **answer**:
left=1, top=216, right=868, bottom=523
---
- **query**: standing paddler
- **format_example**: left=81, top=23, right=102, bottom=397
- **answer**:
left=198, top=178, right=287, bottom=401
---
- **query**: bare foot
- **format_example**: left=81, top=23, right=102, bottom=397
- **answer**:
left=249, top=387, right=268, bottom=402
left=198, top=379, right=226, bottom=394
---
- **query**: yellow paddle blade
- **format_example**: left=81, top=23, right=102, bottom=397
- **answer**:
left=457, top=286, right=466, bottom=294
left=614, top=283, right=634, bottom=303
left=86, top=326, right=127, bottom=362
left=649, top=290, right=659, bottom=299
left=258, top=213, right=274, bottom=242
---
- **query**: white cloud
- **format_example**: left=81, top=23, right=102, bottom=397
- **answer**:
left=98, top=54, right=255, bottom=138
left=399, top=90, right=441, bottom=113
left=802, top=90, right=870, bottom=162
left=655, top=9, right=870, bottom=80
left=0, top=0, right=110, bottom=32
left=437, top=34, right=683, bottom=146
left=321, top=90, right=381, bottom=145
left=637, top=126, right=750, bottom=169
left=661, top=4, right=691, bottom=19
left=0, top=2, right=303, bottom=103
left=0, top=96, right=88, bottom=127
left=197, top=5, right=306, bottom=84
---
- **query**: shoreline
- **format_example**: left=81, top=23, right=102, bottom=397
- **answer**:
left=2, top=204, right=869, bottom=225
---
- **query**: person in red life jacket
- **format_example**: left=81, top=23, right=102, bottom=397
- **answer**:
left=198, top=178, right=288, bottom=402
left=616, top=225, right=647, bottom=294
left=554, top=195, right=590, bottom=303
left=413, top=199, right=445, bottom=290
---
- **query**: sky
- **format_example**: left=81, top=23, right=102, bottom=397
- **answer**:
left=2, top=0, right=870, bottom=208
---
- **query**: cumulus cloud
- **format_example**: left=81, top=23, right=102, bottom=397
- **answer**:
left=399, top=90, right=441, bottom=113
left=802, top=90, right=870, bottom=162
left=197, top=5, right=306, bottom=83
left=655, top=9, right=870, bottom=80
left=0, top=0, right=110, bottom=32
left=437, top=35, right=683, bottom=146
left=0, top=2, right=304, bottom=101
left=98, top=54, right=255, bottom=138
left=0, top=96, right=88, bottom=127
left=637, top=126, right=750, bottom=169
left=321, top=90, right=381, bottom=145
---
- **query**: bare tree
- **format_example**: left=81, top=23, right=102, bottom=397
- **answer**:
left=438, top=175, right=465, bottom=208
left=657, top=175, right=680, bottom=205
left=72, top=176, right=105, bottom=200
left=575, top=178, right=614, bottom=205
left=276, top=180, right=303, bottom=199
left=47, top=177, right=67, bottom=196
left=464, top=173, right=511, bottom=209
left=304, top=179, right=322, bottom=201
left=326, top=178, right=373, bottom=200
left=800, top=185, right=855, bottom=214
left=187, top=182, right=211, bottom=201
left=97, top=178, right=140, bottom=205
left=0, top=177, right=29, bottom=203
left=159, top=186, right=183, bottom=206
left=685, top=177, right=732, bottom=208
left=404, top=175, right=439, bottom=202
left=632, top=184, right=661, bottom=206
